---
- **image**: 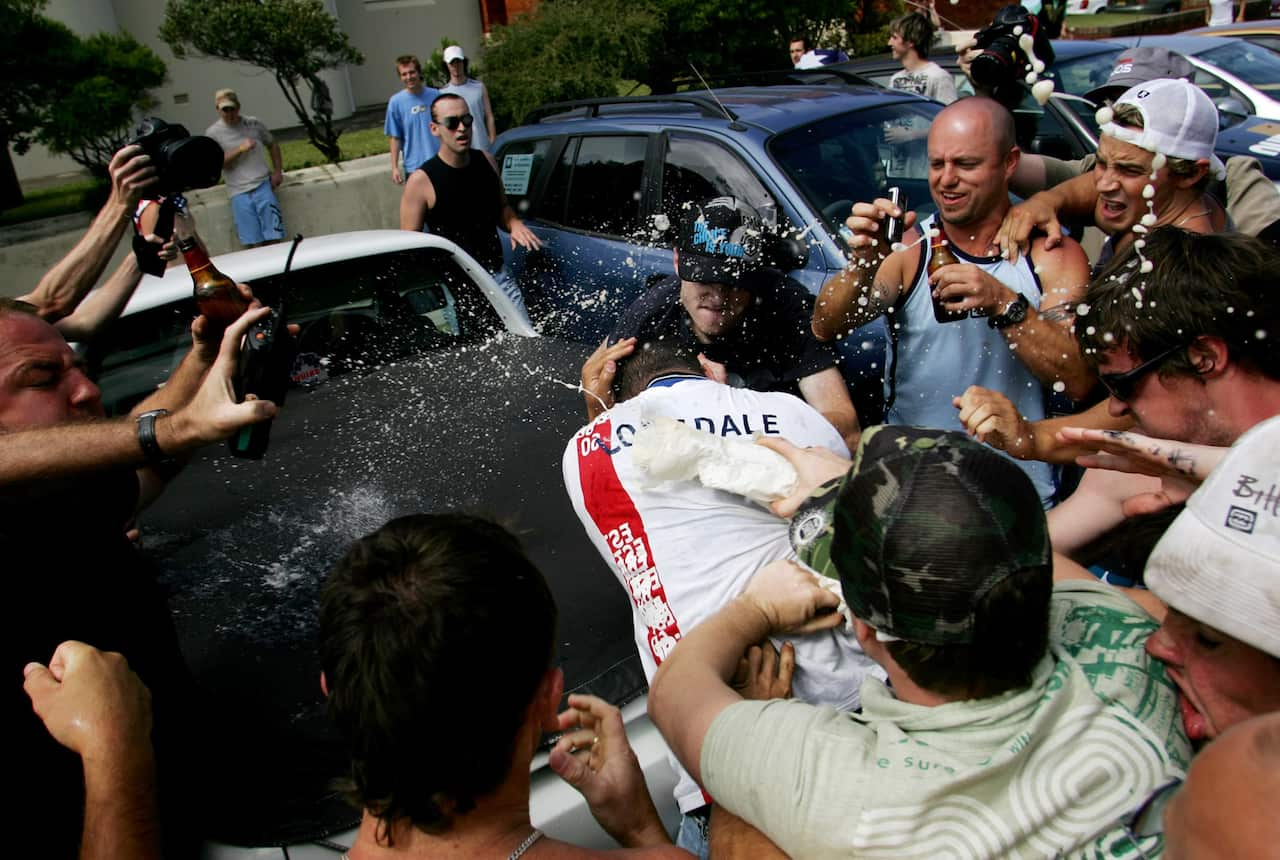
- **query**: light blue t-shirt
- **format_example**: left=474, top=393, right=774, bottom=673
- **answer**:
left=384, top=86, right=440, bottom=173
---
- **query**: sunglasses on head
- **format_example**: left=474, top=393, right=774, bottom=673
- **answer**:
left=220, top=105, right=237, bottom=112
left=439, top=114, right=474, bottom=131
left=1098, top=342, right=1187, bottom=402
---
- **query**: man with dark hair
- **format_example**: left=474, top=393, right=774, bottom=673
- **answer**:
left=318, top=513, right=688, bottom=858
left=385, top=54, right=439, bottom=185
left=817, top=97, right=1093, bottom=505
left=400, top=93, right=540, bottom=314
left=649, top=426, right=1190, bottom=858
left=581, top=196, right=861, bottom=448
left=788, top=36, right=806, bottom=67
left=564, top=339, right=875, bottom=855
left=1078, top=228, right=1280, bottom=445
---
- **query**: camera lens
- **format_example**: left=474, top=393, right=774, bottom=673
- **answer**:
left=162, top=136, right=225, bottom=192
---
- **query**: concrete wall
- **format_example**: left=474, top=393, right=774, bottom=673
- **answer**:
left=0, top=154, right=402, bottom=299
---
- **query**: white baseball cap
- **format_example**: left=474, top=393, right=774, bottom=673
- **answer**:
left=1145, top=415, right=1280, bottom=658
left=1100, top=78, right=1226, bottom=180
left=443, top=45, right=466, bottom=64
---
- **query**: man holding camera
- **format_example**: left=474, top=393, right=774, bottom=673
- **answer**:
left=1, top=296, right=280, bottom=856
left=813, top=97, right=1092, bottom=505
left=579, top=196, right=862, bottom=449
left=205, top=88, right=285, bottom=248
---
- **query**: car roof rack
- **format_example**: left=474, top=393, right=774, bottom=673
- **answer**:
left=524, top=94, right=741, bottom=125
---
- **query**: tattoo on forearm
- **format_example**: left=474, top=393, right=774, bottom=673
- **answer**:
left=1038, top=301, right=1077, bottom=323
left=1166, top=448, right=1196, bottom=476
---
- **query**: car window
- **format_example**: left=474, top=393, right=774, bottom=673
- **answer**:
left=498, top=137, right=554, bottom=219
left=1190, top=67, right=1251, bottom=112
left=769, top=102, right=940, bottom=239
left=660, top=133, right=779, bottom=230
left=1048, top=48, right=1124, bottom=98
left=539, top=135, right=648, bottom=238
left=1198, top=42, right=1280, bottom=100
left=89, top=247, right=504, bottom=415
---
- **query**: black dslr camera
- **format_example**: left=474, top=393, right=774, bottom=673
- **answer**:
left=970, top=5, right=1056, bottom=110
left=129, top=117, right=224, bottom=195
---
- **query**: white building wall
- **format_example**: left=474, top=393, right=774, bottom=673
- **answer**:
left=12, top=0, right=485, bottom=185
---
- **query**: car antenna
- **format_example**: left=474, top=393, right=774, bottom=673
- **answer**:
left=688, top=61, right=747, bottom=131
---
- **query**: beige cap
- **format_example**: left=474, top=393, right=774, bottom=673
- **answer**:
left=215, top=88, right=240, bottom=110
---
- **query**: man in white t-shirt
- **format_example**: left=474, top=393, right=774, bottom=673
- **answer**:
left=563, top=340, right=878, bottom=857
left=887, top=12, right=957, bottom=105
left=1207, top=0, right=1243, bottom=26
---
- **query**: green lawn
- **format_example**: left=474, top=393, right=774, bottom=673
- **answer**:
left=1065, top=11, right=1158, bottom=27
left=3, top=127, right=389, bottom=228
left=0, top=178, right=102, bottom=228
left=278, top=126, right=386, bottom=171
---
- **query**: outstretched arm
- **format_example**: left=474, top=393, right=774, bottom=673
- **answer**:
left=0, top=307, right=278, bottom=487
left=649, top=560, right=841, bottom=784
left=811, top=197, right=916, bottom=341
left=797, top=366, right=860, bottom=450
left=996, top=170, right=1099, bottom=261
left=18, top=145, right=154, bottom=320
left=54, top=256, right=146, bottom=344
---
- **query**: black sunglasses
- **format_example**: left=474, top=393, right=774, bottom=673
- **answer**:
left=1121, top=778, right=1182, bottom=859
left=1098, top=342, right=1186, bottom=402
left=439, top=114, right=474, bottom=131
left=219, top=105, right=237, bottom=113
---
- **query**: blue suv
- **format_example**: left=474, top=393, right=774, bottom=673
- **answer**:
left=492, top=84, right=945, bottom=418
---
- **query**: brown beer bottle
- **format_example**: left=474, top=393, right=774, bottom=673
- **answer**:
left=176, top=212, right=246, bottom=326
left=928, top=231, right=967, bottom=324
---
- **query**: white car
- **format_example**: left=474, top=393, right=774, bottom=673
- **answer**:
left=1067, top=0, right=1109, bottom=12
left=86, top=230, right=681, bottom=858
left=1112, top=34, right=1280, bottom=121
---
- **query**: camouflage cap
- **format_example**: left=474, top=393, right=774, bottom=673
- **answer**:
left=790, top=426, right=1051, bottom=645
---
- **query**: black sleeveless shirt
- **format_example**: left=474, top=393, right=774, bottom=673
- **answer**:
left=420, top=155, right=504, bottom=271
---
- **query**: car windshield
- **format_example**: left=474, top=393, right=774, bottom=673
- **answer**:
left=1199, top=41, right=1280, bottom=99
left=95, top=245, right=632, bottom=847
left=1048, top=47, right=1125, bottom=98
left=769, top=102, right=943, bottom=239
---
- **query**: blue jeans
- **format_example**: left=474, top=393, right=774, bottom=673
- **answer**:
left=229, top=180, right=284, bottom=246
left=676, top=807, right=711, bottom=859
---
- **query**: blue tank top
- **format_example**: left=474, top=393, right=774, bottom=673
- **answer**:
left=886, top=214, right=1056, bottom=505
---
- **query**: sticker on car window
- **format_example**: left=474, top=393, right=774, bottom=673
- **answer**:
left=502, top=154, right=535, bottom=195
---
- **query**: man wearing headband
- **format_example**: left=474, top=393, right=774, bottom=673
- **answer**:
left=650, top=427, right=1189, bottom=858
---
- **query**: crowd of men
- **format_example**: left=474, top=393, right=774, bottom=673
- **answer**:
left=7, top=23, right=1280, bottom=860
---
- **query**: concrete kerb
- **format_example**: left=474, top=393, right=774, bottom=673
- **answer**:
left=1, top=154, right=401, bottom=299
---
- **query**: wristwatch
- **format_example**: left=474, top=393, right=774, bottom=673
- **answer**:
left=989, top=293, right=1030, bottom=329
left=136, top=408, right=174, bottom=467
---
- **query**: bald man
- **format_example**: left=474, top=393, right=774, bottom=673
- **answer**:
left=1161, top=713, right=1280, bottom=858
left=815, top=97, right=1092, bottom=506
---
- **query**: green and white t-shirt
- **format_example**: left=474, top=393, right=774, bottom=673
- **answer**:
left=701, top=580, right=1191, bottom=859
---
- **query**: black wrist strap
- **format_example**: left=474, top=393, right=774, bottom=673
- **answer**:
left=136, top=409, right=173, bottom=465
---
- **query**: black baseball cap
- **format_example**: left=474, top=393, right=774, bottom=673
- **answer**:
left=675, top=196, right=764, bottom=288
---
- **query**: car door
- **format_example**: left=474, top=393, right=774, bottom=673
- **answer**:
left=498, top=133, right=655, bottom=341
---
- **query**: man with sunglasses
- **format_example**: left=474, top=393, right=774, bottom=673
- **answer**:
left=399, top=93, right=540, bottom=314
left=205, top=89, right=285, bottom=249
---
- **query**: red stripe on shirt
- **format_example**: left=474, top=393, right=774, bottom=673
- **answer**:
left=572, top=416, right=683, bottom=665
